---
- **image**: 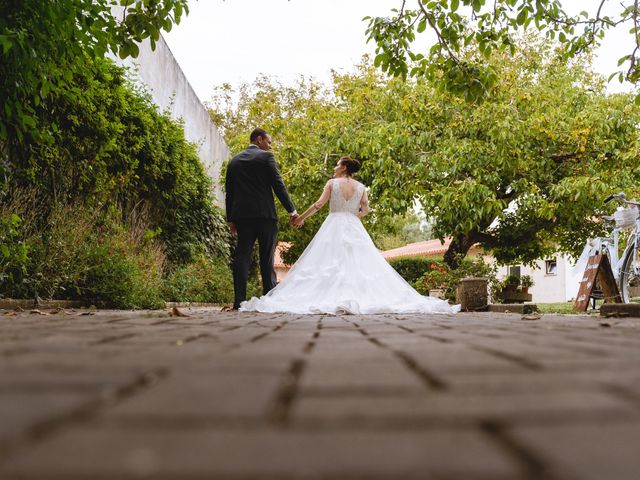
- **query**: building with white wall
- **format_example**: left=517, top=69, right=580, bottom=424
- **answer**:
left=496, top=255, right=583, bottom=303
left=112, top=32, right=229, bottom=205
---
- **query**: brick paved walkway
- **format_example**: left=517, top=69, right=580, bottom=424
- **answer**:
left=1, top=308, right=640, bottom=479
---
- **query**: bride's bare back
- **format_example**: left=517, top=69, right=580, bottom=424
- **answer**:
left=294, top=158, right=369, bottom=226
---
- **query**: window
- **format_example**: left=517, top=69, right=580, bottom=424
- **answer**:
left=508, top=266, right=521, bottom=278
left=545, top=259, right=557, bottom=275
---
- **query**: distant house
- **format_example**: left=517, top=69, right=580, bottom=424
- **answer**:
left=495, top=257, right=582, bottom=304
left=382, top=239, right=581, bottom=304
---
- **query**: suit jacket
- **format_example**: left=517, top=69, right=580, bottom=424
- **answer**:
left=225, top=145, right=296, bottom=222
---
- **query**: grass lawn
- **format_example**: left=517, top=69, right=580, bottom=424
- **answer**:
left=537, top=300, right=602, bottom=314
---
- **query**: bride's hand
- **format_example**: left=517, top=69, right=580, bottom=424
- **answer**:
left=293, top=217, right=304, bottom=228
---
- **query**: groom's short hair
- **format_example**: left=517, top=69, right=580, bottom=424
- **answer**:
left=250, top=128, right=268, bottom=142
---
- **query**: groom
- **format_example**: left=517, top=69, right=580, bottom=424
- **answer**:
left=225, top=128, right=298, bottom=310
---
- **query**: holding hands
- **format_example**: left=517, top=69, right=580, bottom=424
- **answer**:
left=292, top=215, right=305, bottom=228
left=290, top=213, right=304, bottom=229
left=291, top=180, right=332, bottom=230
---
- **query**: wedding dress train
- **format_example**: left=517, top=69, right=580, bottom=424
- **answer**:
left=240, top=179, right=460, bottom=314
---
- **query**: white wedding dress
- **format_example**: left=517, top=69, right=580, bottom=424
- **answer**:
left=240, top=179, right=460, bottom=315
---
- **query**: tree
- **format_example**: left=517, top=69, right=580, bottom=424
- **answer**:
left=365, top=0, right=640, bottom=102
left=372, top=210, right=434, bottom=251
left=210, top=41, right=640, bottom=268
left=0, top=0, right=189, bottom=154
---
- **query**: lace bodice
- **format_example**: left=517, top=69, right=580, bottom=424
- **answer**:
left=329, top=179, right=365, bottom=215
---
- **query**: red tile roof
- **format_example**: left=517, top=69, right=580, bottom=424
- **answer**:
left=276, top=238, right=480, bottom=267
left=381, top=238, right=452, bottom=260
left=274, top=242, right=291, bottom=268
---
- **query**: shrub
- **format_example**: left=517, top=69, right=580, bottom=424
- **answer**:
left=415, top=261, right=451, bottom=294
left=163, top=254, right=234, bottom=304
left=80, top=225, right=166, bottom=309
left=0, top=198, right=166, bottom=309
left=490, top=273, right=535, bottom=303
left=503, top=274, right=520, bottom=290
left=520, top=274, right=534, bottom=288
left=414, top=256, right=497, bottom=302
left=0, top=189, right=41, bottom=298
left=388, top=256, right=443, bottom=284
left=28, top=204, right=101, bottom=300
left=0, top=214, right=31, bottom=296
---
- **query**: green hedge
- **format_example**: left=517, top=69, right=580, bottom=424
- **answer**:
left=388, top=256, right=444, bottom=284
left=0, top=53, right=234, bottom=307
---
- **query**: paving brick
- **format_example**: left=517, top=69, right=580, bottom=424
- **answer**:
left=510, top=421, right=640, bottom=480
left=105, top=372, right=283, bottom=419
left=1, top=308, right=640, bottom=479
left=0, top=426, right=520, bottom=479
left=0, top=392, right=92, bottom=442
left=293, top=390, right=638, bottom=425
left=301, top=358, right=427, bottom=390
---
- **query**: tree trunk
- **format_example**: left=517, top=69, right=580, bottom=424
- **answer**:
left=443, top=233, right=475, bottom=270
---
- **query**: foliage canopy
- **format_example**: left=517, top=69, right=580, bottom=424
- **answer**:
left=0, top=0, right=188, bottom=147
left=211, top=41, right=640, bottom=267
left=365, top=0, right=640, bottom=102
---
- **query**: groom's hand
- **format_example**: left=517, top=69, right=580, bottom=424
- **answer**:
left=289, top=213, right=299, bottom=227
left=292, top=215, right=304, bottom=229
left=228, top=222, right=237, bottom=235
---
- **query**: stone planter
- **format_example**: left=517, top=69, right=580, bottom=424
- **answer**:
left=455, top=277, right=489, bottom=311
left=498, top=290, right=533, bottom=304
left=428, top=288, right=446, bottom=299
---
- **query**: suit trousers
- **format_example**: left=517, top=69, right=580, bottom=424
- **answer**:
left=232, top=219, right=278, bottom=308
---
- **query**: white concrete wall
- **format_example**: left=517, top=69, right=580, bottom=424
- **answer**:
left=112, top=29, right=229, bottom=205
left=496, top=255, right=581, bottom=303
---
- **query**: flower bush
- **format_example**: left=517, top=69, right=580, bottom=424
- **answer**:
left=417, top=262, right=451, bottom=293
left=414, top=256, right=497, bottom=302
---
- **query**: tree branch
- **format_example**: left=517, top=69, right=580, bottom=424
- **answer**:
left=469, top=230, right=499, bottom=247
left=627, top=0, right=640, bottom=80
left=417, top=0, right=461, bottom=64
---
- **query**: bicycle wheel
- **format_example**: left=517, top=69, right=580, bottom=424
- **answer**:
left=618, top=238, right=640, bottom=303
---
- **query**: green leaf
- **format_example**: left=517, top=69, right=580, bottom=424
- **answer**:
left=417, top=17, right=427, bottom=33
left=130, top=42, right=140, bottom=58
left=0, top=35, right=13, bottom=55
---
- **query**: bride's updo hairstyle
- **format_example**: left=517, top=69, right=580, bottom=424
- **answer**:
left=339, top=156, right=361, bottom=176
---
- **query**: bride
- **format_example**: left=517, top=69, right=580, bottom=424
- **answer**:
left=240, top=156, right=460, bottom=314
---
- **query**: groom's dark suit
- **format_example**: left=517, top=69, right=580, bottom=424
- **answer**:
left=225, top=145, right=296, bottom=309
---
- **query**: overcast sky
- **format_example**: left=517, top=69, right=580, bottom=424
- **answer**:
left=163, top=0, right=636, bottom=104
